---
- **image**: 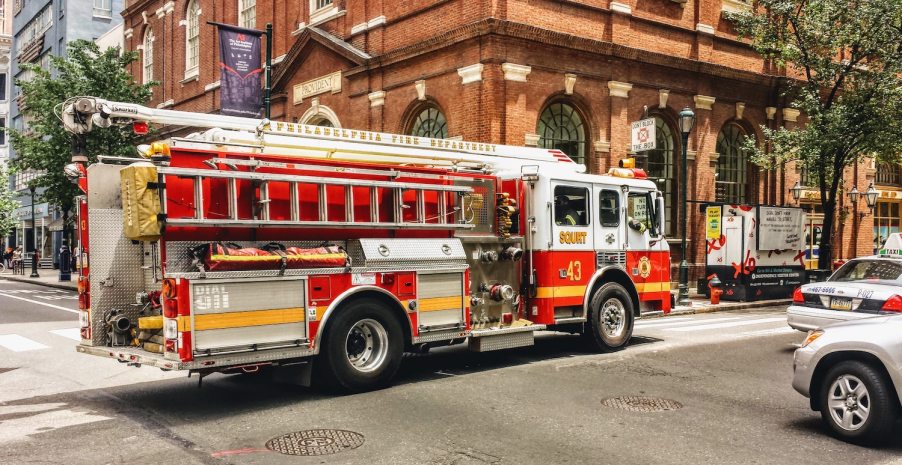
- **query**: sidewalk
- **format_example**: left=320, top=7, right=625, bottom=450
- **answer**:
left=0, top=271, right=78, bottom=291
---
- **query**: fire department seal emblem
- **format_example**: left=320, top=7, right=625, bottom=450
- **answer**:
left=638, top=256, right=652, bottom=279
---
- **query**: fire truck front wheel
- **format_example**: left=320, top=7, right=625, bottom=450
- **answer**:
left=316, top=299, right=404, bottom=392
left=583, top=282, right=635, bottom=351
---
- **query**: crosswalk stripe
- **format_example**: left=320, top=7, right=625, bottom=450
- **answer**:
left=738, top=326, right=797, bottom=338
left=636, top=317, right=744, bottom=329
left=0, top=292, right=79, bottom=313
left=0, top=334, right=49, bottom=352
left=666, top=317, right=787, bottom=332
left=49, top=328, right=81, bottom=341
left=635, top=316, right=694, bottom=326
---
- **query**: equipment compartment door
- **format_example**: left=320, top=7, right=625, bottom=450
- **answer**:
left=191, top=278, right=307, bottom=354
left=416, top=272, right=466, bottom=333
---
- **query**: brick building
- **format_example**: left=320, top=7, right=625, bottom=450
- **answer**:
left=120, top=0, right=896, bottom=279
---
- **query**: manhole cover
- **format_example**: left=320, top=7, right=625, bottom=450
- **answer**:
left=266, top=429, right=365, bottom=456
left=601, top=396, right=683, bottom=412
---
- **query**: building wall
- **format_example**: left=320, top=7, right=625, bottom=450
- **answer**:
left=119, top=0, right=893, bottom=280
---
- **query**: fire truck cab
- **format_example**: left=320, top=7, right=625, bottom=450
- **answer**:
left=63, top=97, right=671, bottom=391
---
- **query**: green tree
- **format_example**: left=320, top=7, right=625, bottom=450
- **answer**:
left=729, top=0, right=902, bottom=268
left=0, top=165, right=17, bottom=241
left=9, top=40, right=154, bottom=246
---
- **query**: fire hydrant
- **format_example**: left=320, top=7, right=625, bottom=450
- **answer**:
left=708, top=274, right=723, bottom=305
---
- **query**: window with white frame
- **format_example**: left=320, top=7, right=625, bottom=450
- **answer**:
left=315, top=0, right=333, bottom=9
left=143, top=27, right=154, bottom=84
left=185, top=0, right=200, bottom=76
left=239, top=0, right=256, bottom=29
left=310, top=0, right=338, bottom=24
left=93, top=0, right=112, bottom=18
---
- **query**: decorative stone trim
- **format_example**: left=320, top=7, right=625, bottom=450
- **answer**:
left=457, top=64, right=484, bottom=85
left=351, top=23, right=367, bottom=35
left=368, top=91, right=386, bottom=107
left=524, top=133, right=540, bottom=147
left=142, top=11, right=148, bottom=24
left=765, top=106, right=777, bottom=120
left=367, top=16, right=386, bottom=28
left=783, top=108, right=800, bottom=122
left=564, top=73, right=577, bottom=95
left=447, top=135, right=464, bottom=141
left=659, top=89, right=670, bottom=109
left=687, top=150, right=697, bottom=161
left=735, top=102, right=745, bottom=120
left=415, top=80, right=426, bottom=101
left=607, top=81, right=632, bottom=98
left=709, top=151, right=719, bottom=161
left=163, top=1, right=175, bottom=14
left=291, top=23, right=307, bottom=36
left=594, top=141, right=611, bottom=153
left=722, top=0, right=752, bottom=14
left=310, top=5, right=343, bottom=27
left=695, top=23, right=715, bottom=35
left=204, top=81, right=221, bottom=92
left=180, top=71, right=199, bottom=83
left=155, top=7, right=165, bottom=18
left=124, top=28, right=134, bottom=40
left=501, top=63, right=531, bottom=82
left=157, top=99, right=174, bottom=109
left=272, top=54, right=287, bottom=65
left=610, top=2, right=632, bottom=15
left=693, top=95, right=715, bottom=110
left=178, top=19, right=187, bottom=27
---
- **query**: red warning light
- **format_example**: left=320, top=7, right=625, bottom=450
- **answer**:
left=133, top=121, right=149, bottom=135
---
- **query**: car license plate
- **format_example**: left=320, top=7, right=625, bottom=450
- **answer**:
left=830, top=298, right=852, bottom=310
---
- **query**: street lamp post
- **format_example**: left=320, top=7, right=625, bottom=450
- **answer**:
left=29, top=185, right=39, bottom=278
left=677, top=107, right=696, bottom=307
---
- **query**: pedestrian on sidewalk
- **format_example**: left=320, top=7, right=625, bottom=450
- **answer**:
left=2, top=246, right=12, bottom=271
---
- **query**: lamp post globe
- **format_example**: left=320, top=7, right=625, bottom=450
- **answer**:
left=790, top=180, right=803, bottom=202
left=847, top=186, right=859, bottom=204
left=677, top=107, right=695, bottom=307
left=865, top=182, right=879, bottom=210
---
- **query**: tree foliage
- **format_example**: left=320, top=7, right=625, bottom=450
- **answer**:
left=0, top=165, right=17, bottom=239
left=9, top=40, right=154, bottom=234
left=729, top=0, right=902, bottom=266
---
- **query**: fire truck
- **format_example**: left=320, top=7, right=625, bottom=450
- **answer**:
left=62, top=97, right=672, bottom=391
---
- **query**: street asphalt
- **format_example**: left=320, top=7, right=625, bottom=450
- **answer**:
left=0, top=278, right=900, bottom=465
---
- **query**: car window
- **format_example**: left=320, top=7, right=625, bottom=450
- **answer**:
left=599, top=190, right=619, bottom=227
left=831, top=260, right=902, bottom=282
left=554, top=185, right=589, bottom=227
left=627, top=193, right=655, bottom=233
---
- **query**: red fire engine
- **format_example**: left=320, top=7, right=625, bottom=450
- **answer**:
left=62, top=97, right=672, bottom=391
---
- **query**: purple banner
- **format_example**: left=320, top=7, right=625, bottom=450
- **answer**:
left=218, top=25, right=263, bottom=117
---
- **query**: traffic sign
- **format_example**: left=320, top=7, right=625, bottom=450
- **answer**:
left=631, top=118, right=656, bottom=152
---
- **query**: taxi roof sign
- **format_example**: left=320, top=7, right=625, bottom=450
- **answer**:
left=878, top=232, right=902, bottom=256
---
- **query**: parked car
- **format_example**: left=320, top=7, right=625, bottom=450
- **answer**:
left=787, top=255, right=902, bottom=331
left=792, top=316, right=902, bottom=445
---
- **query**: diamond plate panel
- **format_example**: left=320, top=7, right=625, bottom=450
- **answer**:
left=356, top=238, right=466, bottom=264
left=468, top=331, right=534, bottom=352
left=88, top=209, right=148, bottom=346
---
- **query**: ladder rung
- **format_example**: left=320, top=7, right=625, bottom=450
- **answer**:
left=194, top=176, right=204, bottom=220
left=345, top=186, right=354, bottom=222
left=289, top=182, right=299, bottom=222
left=318, top=184, right=327, bottom=222
left=369, top=187, right=378, bottom=223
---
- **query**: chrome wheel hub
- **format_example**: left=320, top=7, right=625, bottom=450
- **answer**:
left=601, top=298, right=626, bottom=339
left=345, top=318, right=388, bottom=373
left=827, top=375, right=870, bottom=431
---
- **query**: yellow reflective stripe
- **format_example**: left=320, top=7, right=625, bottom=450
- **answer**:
left=209, top=254, right=344, bottom=262
left=418, top=296, right=464, bottom=312
left=191, top=308, right=305, bottom=331
left=634, top=282, right=671, bottom=293
left=535, top=285, right=586, bottom=299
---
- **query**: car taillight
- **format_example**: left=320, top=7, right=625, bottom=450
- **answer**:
left=162, top=296, right=178, bottom=318
left=77, top=276, right=88, bottom=293
left=164, top=339, right=177, bottom=353
left=792, top=287, right=804, bottom=303
left=77, top=276, right=90, bottom=309
left=881, top=295, right=902, bottom=312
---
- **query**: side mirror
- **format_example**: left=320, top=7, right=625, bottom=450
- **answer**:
left=655, top=194, right=666, bottom=237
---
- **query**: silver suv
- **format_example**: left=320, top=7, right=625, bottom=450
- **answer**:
left=792, top=315, right=902, bottom=445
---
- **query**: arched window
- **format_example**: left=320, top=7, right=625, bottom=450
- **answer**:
left=238, top=0, right=256, bottom=29
left=300, top=102, right=342, bottom=128
left=408, top=105, right=448, bottom=139
left=646, top=116, right=676, bottom=235
left=537, top=102, right=586, bottom=165
left=142, top=27, right=154, bottom=84
left=308, top=117, right=334, bottom=128
left=715, top=122, right=752, bottom=204
left=185, top=0, right=200, bottom=77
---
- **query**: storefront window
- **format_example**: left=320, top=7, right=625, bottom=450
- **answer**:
left=874, top=201, right=900, bottom=253
left=537, top=102, right=586, bottom=165
left=715, top=123, right=751, bottom=204
left=645, top=116, right=676, bottom=235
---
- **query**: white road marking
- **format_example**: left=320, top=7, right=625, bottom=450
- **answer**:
left=0, top=334, right=49, bottom=352
left=0, top=292, right=79, bottom=313
left=635, top=316, right=694, bottom=326
left=0, top=403, right=111, bottom=444
left=738, top=326, right=796, bottom=338
left=636, top=316, right=744, bottom=329
left=666, top=317, right=787, bottom=332
left=49, top=328, right=81, bottom=341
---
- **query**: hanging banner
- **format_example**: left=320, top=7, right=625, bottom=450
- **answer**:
left=218, top=25, right=263, bottom=117
left=706, top=205, right=722, bottom=240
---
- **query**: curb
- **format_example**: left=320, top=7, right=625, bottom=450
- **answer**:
left=0, top=275, right=77, bottom=291
left=672, top=299, right=791, bottom=315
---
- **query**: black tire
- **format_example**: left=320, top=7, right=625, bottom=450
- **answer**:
left=315, top=299, right=404, bottom=393
left=818, top=361, right=898, bottom=445
left=582, top=282, right=635, bottom=351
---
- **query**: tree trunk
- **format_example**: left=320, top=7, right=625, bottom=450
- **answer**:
left=817, top=198, right=835, bottom=270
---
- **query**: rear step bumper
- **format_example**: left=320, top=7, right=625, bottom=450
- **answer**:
left=77, top=344, right=315, bottom=371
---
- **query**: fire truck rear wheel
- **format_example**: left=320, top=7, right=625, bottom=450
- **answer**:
left=582, top=282, right=635, bottom=351
left=316, top=299, right=404, bottom=392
